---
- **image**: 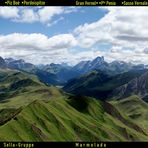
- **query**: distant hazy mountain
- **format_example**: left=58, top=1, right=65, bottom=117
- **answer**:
left=38, top=63, right=80, bottom=83
left=5, top=58, right=36, bottom=72
left=40, top=63, right=70, bottom=74
left=5, top=58, right=62, bottom=85
left=0, top=57, right=6, bottom=68
left=72, top=56, right=109, bottom=74
left=108, top=61, right=133, bottom=74
left=71, top=56, right=147, bottom=76
left=35, top=69, right=62, bottom=85
left=1, top=56, right=148, bottom=86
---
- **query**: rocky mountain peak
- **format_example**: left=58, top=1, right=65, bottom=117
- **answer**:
left=0, top=56, right=6, bottom=68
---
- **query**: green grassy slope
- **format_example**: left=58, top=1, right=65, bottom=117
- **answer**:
left=0, top=68, right=53, bottom=109
left=111, top=95, right=148, bottom=134
left=0, top=95, right=147, bottom=141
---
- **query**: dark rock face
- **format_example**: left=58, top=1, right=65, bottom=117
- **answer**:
left=112, top=72, right=148, bottom=99
left=0, top=57, right=6, bottom=68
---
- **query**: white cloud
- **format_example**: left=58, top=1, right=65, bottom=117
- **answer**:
left=73, top=7, right=148, bottom=64
left=13, top=7, right=64, bottom=24
left=0, top=7, right=19, bottom=18
left=0, top=33, right=77, bottom=50
left=0, top=33, right=78, bottom=64
left=0, top=7, right=79, bottom=26
left=38, top=7, right=64, bottom=23
left=15, top=9, right=38, bottom=23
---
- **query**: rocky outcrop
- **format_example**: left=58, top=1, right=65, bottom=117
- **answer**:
left=112, top=72, right=148, bottom=100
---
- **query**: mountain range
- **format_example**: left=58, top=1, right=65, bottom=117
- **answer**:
left=1, top=56, right=148, bottom=85
left=0, top=56, right=148, bottom=141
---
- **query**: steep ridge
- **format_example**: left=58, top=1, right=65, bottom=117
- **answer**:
left=0, top=69, right=58, bottom=109
left=0, top=95, right=147, bottom=141
left=63, top=70, right=147, bottom=99
left=112, top=72, right=148, bottom=100
left=111, top=95, right=148, bottom=134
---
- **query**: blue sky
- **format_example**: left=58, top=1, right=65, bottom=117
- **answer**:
left=0, top=7, right=108, bottom=36
left=0, top=7, right=148, bottom=65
